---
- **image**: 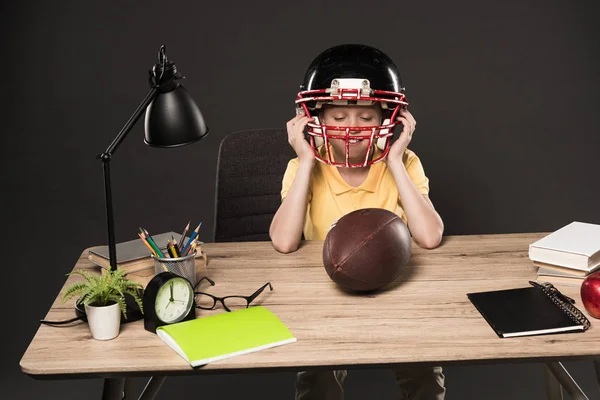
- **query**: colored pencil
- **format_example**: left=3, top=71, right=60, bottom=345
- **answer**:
left=138, top=233, right=159, bottom=257
left=169, top=240, right=179, bottom=258
left=139, top=233, right=168, bottom=272
left=182, top=222, right=202, bottom=255
left=177, top=220, right=191, bottom=250
left=166, top=240, right=176, bottom=258
left=140, top=227, right=165, bottom=258
left=183, top=239, right=192, bottom=256
left=172, top=235, right=181, bottom=257
left=184, top=238, right=198, bottom=256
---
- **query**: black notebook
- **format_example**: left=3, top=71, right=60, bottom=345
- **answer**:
left=467, top=281, right=591, bottom=338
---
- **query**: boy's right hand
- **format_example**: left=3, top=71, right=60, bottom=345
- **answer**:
left=286, top=113, right=315, bottom=164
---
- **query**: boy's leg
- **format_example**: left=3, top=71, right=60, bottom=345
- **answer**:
left=394, top=365, right=446, bottom=400
left=295, top=369, right=348, bottom=400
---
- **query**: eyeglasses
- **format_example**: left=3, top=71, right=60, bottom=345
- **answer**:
left=193, top=276, right=273, bottom=312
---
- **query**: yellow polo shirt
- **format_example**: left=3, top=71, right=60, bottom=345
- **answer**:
left=281, top=147, right=430, bottom=240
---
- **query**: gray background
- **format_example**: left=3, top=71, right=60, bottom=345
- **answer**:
left=3, top=0, right=600, bottom=398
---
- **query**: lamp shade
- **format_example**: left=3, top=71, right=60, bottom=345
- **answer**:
left=144, top=86, right=208, bottom=147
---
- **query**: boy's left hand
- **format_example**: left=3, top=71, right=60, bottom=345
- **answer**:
left=385, top=109, right=416, bottom=165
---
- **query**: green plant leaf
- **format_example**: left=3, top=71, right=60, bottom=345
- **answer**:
left=61, top=282, right=90, bottom=303
left=61, top=269, right=145, bottom=316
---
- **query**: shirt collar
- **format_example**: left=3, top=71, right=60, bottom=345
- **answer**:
left=318, top=146, right=384, bottom=195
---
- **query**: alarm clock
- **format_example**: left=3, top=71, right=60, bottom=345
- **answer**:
left=143, top=271, right=196, bottom=333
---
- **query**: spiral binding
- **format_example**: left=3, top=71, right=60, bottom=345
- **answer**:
left=530, top=281, right=591, bottom=330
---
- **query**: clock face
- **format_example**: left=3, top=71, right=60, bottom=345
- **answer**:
left=154, top=277, right=194, bottom=324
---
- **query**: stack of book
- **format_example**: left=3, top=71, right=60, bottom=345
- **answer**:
left=529, top=221, right=600, bottom=287
left=89, top=232, right=184, bottom=276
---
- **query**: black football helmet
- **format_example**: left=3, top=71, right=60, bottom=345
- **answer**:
left=296, top=44, right=408, bottom=167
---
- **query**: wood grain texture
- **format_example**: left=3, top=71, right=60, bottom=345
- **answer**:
left=20, top=233, right=600, bottom=378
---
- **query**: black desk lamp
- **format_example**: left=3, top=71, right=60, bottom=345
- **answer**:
left=98, top=45, right=208, bottom=272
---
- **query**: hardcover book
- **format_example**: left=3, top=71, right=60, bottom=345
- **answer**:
left=529, top=222, right=600, bottom=272
left=88, top=232, right=202, bottom=274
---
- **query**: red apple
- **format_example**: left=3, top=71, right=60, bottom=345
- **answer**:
left=580, top=271, right=600, bottom=319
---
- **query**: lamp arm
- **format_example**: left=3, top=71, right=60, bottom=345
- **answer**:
left=102, top=87, right=158, bottom=157
left=97, top=87, right=158, bottom=271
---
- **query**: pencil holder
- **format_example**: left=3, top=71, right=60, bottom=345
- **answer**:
left=152, top=251, right=197, bottom=286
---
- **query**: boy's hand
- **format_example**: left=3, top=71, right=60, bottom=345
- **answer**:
left=386, top=109, right=416, bottom=166
left=286, top=113, right=315, bottom=164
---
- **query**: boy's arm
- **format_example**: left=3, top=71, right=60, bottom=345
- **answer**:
left=387, top=159, right=444, bottom=249
left=270, top=113, right=315, bottom=253
left=386, top=109, right=443, bottom=249
left=269, top=160, right=314, bottom=253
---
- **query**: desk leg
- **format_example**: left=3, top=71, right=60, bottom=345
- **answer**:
left=544, top=365, right=563, bottom=400
left=123, top=379, right=136, bottom=399
left=102, top=378, right=125, bottom=400
left=594, top=360, right=600, bottom=394
left=137, top=376, right=167, bottom=400
left=545, top=362, right=589, bottom=400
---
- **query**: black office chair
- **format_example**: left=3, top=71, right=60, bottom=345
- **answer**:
left=213, top=128, right=296, bottom=242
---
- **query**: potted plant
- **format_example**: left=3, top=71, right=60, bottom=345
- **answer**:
left=61, top=269, right=144, bottom=340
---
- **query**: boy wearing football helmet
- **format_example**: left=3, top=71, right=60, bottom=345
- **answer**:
left=270, top=44, right=445, bottom=400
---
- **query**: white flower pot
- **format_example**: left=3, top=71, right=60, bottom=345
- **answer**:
left=84, top=302, right=121, bottom=340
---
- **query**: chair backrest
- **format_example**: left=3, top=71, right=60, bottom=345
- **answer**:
left=213, top=128, right=296, bottom=242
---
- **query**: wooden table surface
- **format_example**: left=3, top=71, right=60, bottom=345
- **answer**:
left=20, top=233, right=600, bottom=379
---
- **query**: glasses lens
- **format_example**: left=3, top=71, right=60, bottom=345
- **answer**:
left=195, top=293, right=216, bottom=309
left=223, top=297, right=248, bottom=311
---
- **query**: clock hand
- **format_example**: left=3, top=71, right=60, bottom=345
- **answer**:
left=169, top=283, right=174, bottom=302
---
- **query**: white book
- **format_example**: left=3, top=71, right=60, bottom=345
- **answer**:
left=529, top=221, right=600, bottom=272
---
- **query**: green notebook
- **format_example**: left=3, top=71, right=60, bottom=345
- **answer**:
left=156, top=306, right=296, bottom=367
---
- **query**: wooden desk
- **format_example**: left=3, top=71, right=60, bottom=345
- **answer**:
left=20, top=233, right=600, bottom=399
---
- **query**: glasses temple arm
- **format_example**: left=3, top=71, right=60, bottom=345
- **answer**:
left=247, top=282, right=273, bottom=303
left=194, top=276, right=215, bottom=290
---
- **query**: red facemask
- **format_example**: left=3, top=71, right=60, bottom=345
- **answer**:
left=296, top=78, right=408, bottom=167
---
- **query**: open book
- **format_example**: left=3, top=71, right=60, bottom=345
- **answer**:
left=156, top=306, right=296, bottom=367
